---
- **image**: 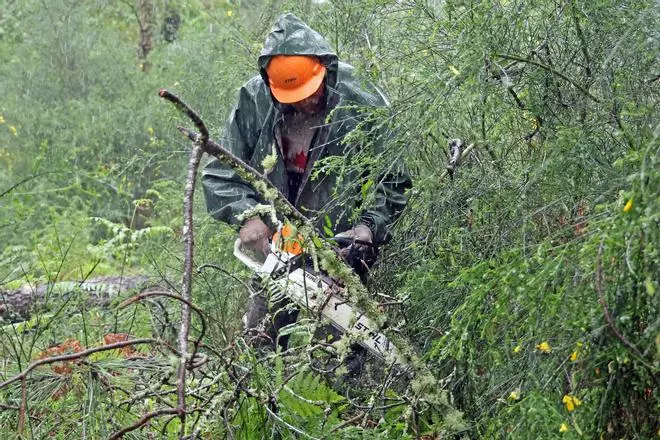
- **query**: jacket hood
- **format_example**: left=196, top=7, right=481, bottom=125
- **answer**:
left=258, top=13, right=339, bottom=96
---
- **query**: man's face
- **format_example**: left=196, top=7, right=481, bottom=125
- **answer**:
left=291, top=80, right=325, bottom=114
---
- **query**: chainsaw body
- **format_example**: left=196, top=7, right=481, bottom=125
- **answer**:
left=234, top=238, right=405, bottom=367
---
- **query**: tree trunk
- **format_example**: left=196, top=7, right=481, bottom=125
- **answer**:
left=137, top=0, right=155, bottom=72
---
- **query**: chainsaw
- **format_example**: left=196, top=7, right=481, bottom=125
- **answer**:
left=233, top=227, right=407, bottom=368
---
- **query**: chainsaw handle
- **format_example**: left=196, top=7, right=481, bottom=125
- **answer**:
left=233, top=238, right=263, bottom=272
left=333, top=236, right=377, bottom=247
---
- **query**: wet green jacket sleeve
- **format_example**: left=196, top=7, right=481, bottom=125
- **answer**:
left=202, top=85, right=262, bottom=225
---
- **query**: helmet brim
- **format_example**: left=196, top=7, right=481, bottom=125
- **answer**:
left=270, top=65, right=326, bottom=104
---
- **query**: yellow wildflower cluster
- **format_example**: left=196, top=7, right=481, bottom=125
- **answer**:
left=570, top=341, right=583, bottom=362
left=9, top=125, right=17, bottom=136
left=623, top=198, right=633, bottom=212
left=536, top=341, right=551, bottom=353
left=559, top=423, right=569, bottom=432
left=562, top=394, right=582, bottom=412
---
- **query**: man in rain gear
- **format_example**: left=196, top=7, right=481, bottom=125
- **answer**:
left=202, top=13, right=411, bottom=352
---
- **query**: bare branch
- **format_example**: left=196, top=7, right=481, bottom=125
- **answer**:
left=0, top=172, right=55, bottom=199
left=159, top=90, right=209, bottom=144
left=176, top=144, right=203, bottom=435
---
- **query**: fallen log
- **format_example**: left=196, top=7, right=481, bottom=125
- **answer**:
left=0, top=275, right=152, bottom=322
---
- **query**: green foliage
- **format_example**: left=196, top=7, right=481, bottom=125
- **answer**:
left=1, top=0, right=658, bottom=438
left=433, top=148, right=658, bottom=437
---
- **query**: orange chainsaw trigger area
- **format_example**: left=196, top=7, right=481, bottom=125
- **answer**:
left=272, top=224, right=304, bottom=255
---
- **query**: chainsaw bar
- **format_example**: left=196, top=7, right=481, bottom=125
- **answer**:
left=234, top=239, right=407, bottom=367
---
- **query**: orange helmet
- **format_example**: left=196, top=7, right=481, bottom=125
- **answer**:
left=266, top=55, right=326, bottom=103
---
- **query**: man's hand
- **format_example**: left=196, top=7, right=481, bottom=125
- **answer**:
left=335, top=224, right=377, bottom=274
left=335, top=224, right=373, bottom=245
left=239, top=217, right=271, bottom=257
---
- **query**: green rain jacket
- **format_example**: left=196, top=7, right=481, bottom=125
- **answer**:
left=202, top=13, right=411, bottom=245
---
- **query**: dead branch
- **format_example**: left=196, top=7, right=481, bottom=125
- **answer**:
left=175, top=143, right=203, bottom=436
left=0, top=338, right=158, bottom=390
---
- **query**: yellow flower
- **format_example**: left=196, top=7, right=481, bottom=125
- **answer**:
left=570, top=351, right=579, bottom=362
left=227, top=10, right=233, bottom=17
left=147, top=126, right=154, bottom=137
left=509, top=390, right=520, bottom=400
left=513, top=344, right=522, bottom=353
left=560, top=423, right=569, bottom=432
left=562, top=394, right=582, bottom=412
left=0, top=115, right=5, bottom=124
left=623, top=198, right=633, bottom=212
left=9, top=125, right=17, bottom=136
left=536, top=341, right=551, bottom=353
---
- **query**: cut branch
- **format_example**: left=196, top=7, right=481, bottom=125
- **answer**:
left=176, top=143, right=203, bottom=435
left=159, top=90, right=209, bottom=144
left=439, top=143, right=475, bottom=182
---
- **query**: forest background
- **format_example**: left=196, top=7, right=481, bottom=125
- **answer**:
left=0, top=0, right=657, bottom=438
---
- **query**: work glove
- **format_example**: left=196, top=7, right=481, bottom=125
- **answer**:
left=239, top=217, right=272, bottom=257
left=335, top=224, right=378, bottom=275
